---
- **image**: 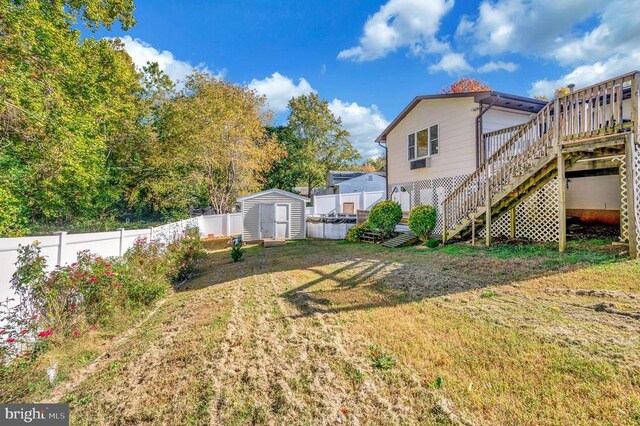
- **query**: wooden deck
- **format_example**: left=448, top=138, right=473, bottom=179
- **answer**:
left=442, top=71, right=638, bottom=258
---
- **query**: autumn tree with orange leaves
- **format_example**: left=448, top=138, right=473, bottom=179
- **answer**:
left=441, top=77, right=491, bottom=94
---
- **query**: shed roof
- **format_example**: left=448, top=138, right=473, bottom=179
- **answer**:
left=237, top=188, right=310, bottom=202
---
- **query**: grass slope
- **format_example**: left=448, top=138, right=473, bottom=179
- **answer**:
left=10, top=239, right=640, bottom=425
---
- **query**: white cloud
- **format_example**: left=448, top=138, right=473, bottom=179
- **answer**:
left=477, top=60, right=518, bottom=73
left=338, top=0, right=454, bottom=62
left=456, top=0, right=603, bottom=57
left=530, top=50, right=640, bottom=98
left=548, top=0, right=640, bottom=65
left=428, top=53, right=473, bottom=75
left=115, top=35, right=214, bottom=84
left=329, top=99, right=389, bottom=158
left=248, top=72, right=315, bottom=113
left=248, top=73, right=388, bottom=156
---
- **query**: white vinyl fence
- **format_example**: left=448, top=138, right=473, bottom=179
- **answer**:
left=312, top=191, right=384, bottom=215
left=307, top=222, right=355, bottom=239
left=0, top=213, right=244, bottom=303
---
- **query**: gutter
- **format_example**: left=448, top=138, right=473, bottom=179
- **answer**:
left=377, top=139, right=388, bottom=200
left=475, top=95, right=499, bottom=167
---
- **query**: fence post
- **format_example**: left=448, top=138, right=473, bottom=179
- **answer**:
left=118, top=228, right=125, bottom=256
left=149, top=227, right=154, bottom=241
left=313, top=195, right=317, bottom=215
left=226, top=213, right=231, bottom=237
left=360, top=191, right=365, bottom=211
left=53, top=231, right=67, bottom=266
left=336, top=193, right=342, bottom=214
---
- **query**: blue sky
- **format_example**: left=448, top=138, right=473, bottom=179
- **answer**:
left=91, top=0, right=640, bottom=158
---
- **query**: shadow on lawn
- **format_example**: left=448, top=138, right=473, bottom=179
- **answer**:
left=183, top=238, right=628, bottom=319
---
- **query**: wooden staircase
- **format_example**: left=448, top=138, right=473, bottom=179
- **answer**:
left=442, top=71, right=639, bottom=244
left=382, top=231, right=419, bottom=248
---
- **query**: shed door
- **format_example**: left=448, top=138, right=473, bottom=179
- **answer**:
left=260, top=204, right=276, bottom=239
left=275, top=204, right=289, bottom=240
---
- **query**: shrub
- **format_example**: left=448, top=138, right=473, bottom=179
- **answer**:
left=167, top=233, right=205, bottom=283
left=345, top=221, right=372, bottom=242
left=231, top=245, right=244, bottom=262
left=424, top=239, right=440, bottom=249
left=368, top=201, right=403, bottom=238
left=408, top=205, right=437, bottom=241
left=124, top=238, right=171, bottom=304
left=0, top=235, right=205, bottom=365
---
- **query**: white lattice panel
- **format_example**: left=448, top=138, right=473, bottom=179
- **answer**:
left=388, top=175, right=468, bottom=234
left=634, top=141, right=640, bottom=255
left=618, top=157, right=629, bottom=243
left=479, top=178, right=560, bottom=242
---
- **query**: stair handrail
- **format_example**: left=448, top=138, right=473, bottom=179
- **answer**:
left=482, top=123, right=527, bottom=160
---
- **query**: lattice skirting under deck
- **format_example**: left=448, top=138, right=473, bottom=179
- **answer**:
left=478, top=178, right=560, bottom=242
left=389, top=176, right=560, bottom=242
left=618, top=156, right=629, bottom=243
left=634, top=141, right=640, bottom=255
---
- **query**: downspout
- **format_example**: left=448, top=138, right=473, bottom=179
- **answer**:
left=377, top=139, right=388, bottom=200
left=475, top=96, right=500, bottom=167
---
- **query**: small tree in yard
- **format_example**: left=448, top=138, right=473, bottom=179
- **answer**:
left=368, top=201, right=403, bottom=238
left=408, top=205, right=437, bottom=242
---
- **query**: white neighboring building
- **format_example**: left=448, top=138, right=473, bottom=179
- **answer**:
left=326, top=171, right=386, bottom=194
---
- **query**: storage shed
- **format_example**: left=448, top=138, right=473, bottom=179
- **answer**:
left=237, top=189, right=310, bottom=242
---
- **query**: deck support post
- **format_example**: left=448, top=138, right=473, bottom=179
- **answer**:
left=471, top=214, right=476, bottom=246
left=442, top=203, right=447, bottom=244
left=485, top=166, right=492, bottom=247
left=625, top=134, right=638, bottom=258
left=557, top=151, right=567, bottom=253
left=510, top=208, right=516, bottom=239
left=553, top=98, right=566, bottom=253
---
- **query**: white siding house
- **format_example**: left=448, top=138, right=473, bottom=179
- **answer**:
left=237, top=189, right=309, bottom=242
left=336, top=173, right=386, bottom=193
left=376, top=89, right=624, bottom=238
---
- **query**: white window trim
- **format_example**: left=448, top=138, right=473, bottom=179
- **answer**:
left=407, top=123, right=440, bottom=161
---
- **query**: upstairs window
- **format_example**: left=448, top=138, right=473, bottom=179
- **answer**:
left=429, top=124, right=439, bottom=155
left=408, top=133, right=416, bottom=160
left=407, top=124, right=439, bottom=160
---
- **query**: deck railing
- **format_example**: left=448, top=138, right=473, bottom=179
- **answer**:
left=482, top=123, right=526, bottom=161
left=442, top=71, right=639, bottom=238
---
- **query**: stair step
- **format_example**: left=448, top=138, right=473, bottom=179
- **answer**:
left=382, top=231, right=419, bottom=248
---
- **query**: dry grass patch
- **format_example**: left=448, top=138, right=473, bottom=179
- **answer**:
left=15, top=238, right=640, bottom=425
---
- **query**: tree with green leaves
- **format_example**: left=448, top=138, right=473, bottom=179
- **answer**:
left=145, top=73, right=283, bottom=214
left=0, top=0, right=140, bottom=234
left=287, top=93, right=360, bottom=195
left=260, top=126, right=305, bottom=192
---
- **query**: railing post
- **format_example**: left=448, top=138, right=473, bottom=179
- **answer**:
left=632, top=72, right=639, bottom=142
left=53, top=231, right=67, bottom=266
